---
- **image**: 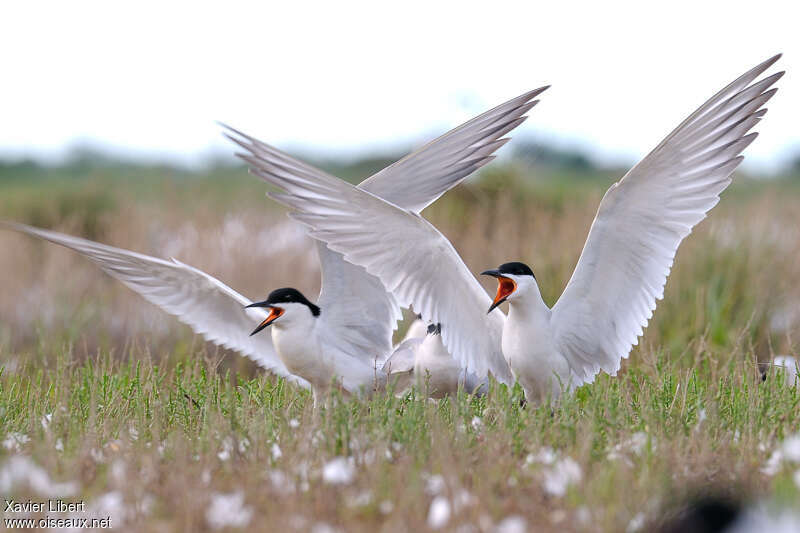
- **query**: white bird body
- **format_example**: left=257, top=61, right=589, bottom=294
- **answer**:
left=268, top=303, right=330, bottom=387
left=500, top=283, right=567, bottom=401
left=383, top=323, right=487, bottom=397
left=248, top=56, right=782, bottom=403
left=403, top=318, right=429, bottom=341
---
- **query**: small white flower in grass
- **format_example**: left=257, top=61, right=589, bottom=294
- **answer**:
left=762, top=433, right=800, bottom=475
left=289, top=418, right=300, bottom=428
left=494, top=515, right=527, bottom=533
left=454, top=489, right=475, bottom=511
left=2, top=432, right=30, bottom=451
left=55, top=438, right=64, bottom=452
left=238, top=437, right=250, bottom=453
left=425, top=473, right=446, bottom=495
left=206, top=491, right=253, bottom=530
left=311, top=523, right=339, bottom=533
left=87, top=491, right=129, bottom=526
left=271, top=443, right=283, bottom=461
left=0, top=456, right=78, bottom=496
left=41, top=413, right=53, bottom=430
left=217, top=437, right=234, bottom=461
left=427, top=496, right=451, bottom=529
left=268, top=470, right=295, bottom=494
left=110, top=460, right=126, bottom=485
left=322, top=457, right=355, bottom=485
left=542, top=457, right=582, bottom=497
left=781, top=434, right=800, bottom=462
left=526, top=447, right=556, bottom=466
left=347, top=490, right=373, bottom=508
left=761, top=450, right=782, bottom=476
left=626, top=512, right=646, bottom=532
left=471, top=416, right=482, bottom=431
left=608, top=432, right=649, bottom=465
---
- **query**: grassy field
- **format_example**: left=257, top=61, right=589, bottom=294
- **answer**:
left=1, top=157, right=800, bottom=531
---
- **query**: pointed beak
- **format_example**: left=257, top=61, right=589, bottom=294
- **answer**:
left=481, top=270, right=516, bottom=314
left=247, top=305, right=284, bottom=336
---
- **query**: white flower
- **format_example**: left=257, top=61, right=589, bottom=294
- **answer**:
left=322, top=457, right=355, bottom=485
left=626, top=512, right=646, bottom=532
left=217, top=437, right=234, bottom=461
left=427, top=496, right=451, bottom=529
left=781, top=434, right=800, bottom=462
left=271, top=443, right=283, bottom=461
left=526, top=447, right=556, bottom=466
left=494, top=515, right=527, bottom=533
left=0, top=456, right=78, bottom=496
left=289, top=418, right=300, bottom=428
left=206, top=491, right=253, bottom=530
left=542, top=457, right=582, bottom=497
left=2, top=432, right=30, bottom=451
left=425, top=474, right=446, bottom=495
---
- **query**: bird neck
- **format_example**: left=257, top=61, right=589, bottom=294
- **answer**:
left=507, top=284, right=550, bottom=322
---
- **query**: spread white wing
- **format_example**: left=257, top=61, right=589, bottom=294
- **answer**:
left=223, top=85, right=548, bottom=214
left=550, top=55, right=782, bottom=384
left=315, top=241, right=400, bottom=365
left=226, top=158, right=513, bottom=383
left=356, top=86, right=549, bottom=212
left=5, top=222, right=309, bottom=387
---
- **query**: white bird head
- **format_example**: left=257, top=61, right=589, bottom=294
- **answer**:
left=481, top=262, right=537, bottom=313
left=246, top=287, right=320, bottom=335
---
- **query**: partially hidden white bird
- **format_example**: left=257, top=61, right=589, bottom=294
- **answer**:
left=234, top=55, right=782, bottom=402
left=382, top=322, right=488, bottom=398
left=5, top=86, right=546, bottom=403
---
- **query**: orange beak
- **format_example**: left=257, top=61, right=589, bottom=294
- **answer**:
left=481, top=270, right=517, bottom=313
left=249, top=306, right=284, bottom=336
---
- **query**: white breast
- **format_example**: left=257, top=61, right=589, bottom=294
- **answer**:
left=503, top=304, right=570, bottom=402
left=271, top=323, right=332, bottom=390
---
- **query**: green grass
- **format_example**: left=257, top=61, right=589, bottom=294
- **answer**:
left=1, top=343, right=799, bottom=531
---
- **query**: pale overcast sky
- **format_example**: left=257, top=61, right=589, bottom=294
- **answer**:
left=1, top=0, right=797, bottom=171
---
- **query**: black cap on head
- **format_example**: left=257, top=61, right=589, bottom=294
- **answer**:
left=498, top=262, right=535, bottom=278
left=246, top=287, right=320, bottom=316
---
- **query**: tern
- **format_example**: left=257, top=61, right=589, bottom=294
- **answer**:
left=6, top=86, right=546, bottom=402
left=234, top=55, right=782, bottom=402
left=383, top=322, right=488, bottom=398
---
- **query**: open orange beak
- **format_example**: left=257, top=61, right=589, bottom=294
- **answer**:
left=248, top=306, right=284, bottom=336
left=481, top=270, right=517, bottom=313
